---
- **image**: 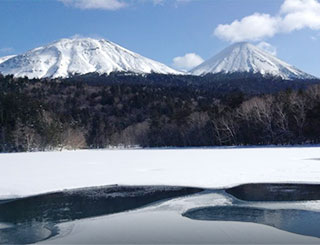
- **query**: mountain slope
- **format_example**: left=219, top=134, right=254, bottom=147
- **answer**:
left=0, top=38, right=180, bottom=79
left=190, top=42, right=316, bottom=80
left=0, top=55, right=15, bottom=64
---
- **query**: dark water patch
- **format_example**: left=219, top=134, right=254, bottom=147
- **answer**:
left=0, top=185, right=202, bottom=244
left=183, top=206, right=320, bottom=238
left=0, top=199, right=16, bottom=205
left=0, top=223, right=58, bottom=244
left=226, top=183, right=320, bottom=201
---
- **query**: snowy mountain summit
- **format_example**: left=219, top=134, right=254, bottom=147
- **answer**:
left=191, top=42, right=315, bottom=80
left=0, top=37, right=180, bottom=79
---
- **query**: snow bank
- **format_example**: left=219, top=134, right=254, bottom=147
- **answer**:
left=1, top=147, right=320, bottom=199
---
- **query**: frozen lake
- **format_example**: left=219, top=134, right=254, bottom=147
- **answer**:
left=1, top=147, right=320, bottom=200
left=1, top=184, right=320, bottom=244
left=1, top=147, right=320, bottom=243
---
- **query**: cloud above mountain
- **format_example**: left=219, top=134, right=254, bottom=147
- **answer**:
left=58, top=0, right=127, bottom=10
left=0, top=47, right=14, bottom=54
left=256, top=42, right=277, bottom=56
left=214, top=0, right=320, bottom=42
left=172, top=53, right=204, bottom=71
left=58, top=0, right=191, bottom=10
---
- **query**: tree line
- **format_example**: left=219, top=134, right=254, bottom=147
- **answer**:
left=1, top=73, right=320, bottom=152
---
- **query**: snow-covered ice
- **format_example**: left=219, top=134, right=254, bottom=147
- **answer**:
left=1, top=146, right=320, bottom=199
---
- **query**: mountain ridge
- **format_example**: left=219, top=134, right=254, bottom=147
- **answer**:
left=0, top=40, right=317, bottom=80
left=0, top=55, right=16, bottom=64
left=190, top=42, right=316, bottom=80
left=0, top=37, right=181, bottom=79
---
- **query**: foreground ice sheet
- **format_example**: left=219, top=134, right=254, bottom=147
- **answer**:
left=1, top=147, right=320, bottom=199
left=39, top=192, right=320, bottom=244
left=1, top=185, right=320, bottom=244
left=40, top=212, right=320, bottom=244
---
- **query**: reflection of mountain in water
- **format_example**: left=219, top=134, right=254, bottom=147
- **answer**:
left=184, top=205, right=320, bottom=238
left=1, top=183, right=320, bottom=244
left=0, top=185, right=202, bottom=244
left=226, top=183, right=320, bottom=201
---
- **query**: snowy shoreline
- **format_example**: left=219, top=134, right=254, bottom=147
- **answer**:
left=1, top=147, right=320, bottom=199
left=3, top=143, right=320, bottom=154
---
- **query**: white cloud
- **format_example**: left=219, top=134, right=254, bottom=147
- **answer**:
left=214, top=0, right=320, bottom=42
left=0, top=47, right=14, bottom=54
left=214, top=13, right=279, bottom=43
left=280, top=0, right=320, bottom=13
left=172, top=53, right=204, bottom=71
left=310, top=32, right=320, bottom=40
left=59, top=0, right=127, bottom=10
left=280, top=0, right=320, bottom=32
left=152, top=0, right=164, bottom=5
left=256, top=41, right=277, bottom=56
left=59, top=0, right=193, bottom=9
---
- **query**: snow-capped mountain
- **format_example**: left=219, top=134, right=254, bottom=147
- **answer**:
left=0, top=55, right=15, bottom=64
left=190, top=42, right=316, bottom=80
left=0, top=38, right=180, bottom=79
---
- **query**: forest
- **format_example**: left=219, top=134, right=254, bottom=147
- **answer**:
left=1, top=73, right=320, bottom=152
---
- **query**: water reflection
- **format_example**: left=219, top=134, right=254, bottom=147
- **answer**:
left=1, top=184, right=320, bottom=244
left=0, top=222, right=57, bottom=244
left=226, top=183, right=320, bottom=201
left=183, top=206, right=320, bottom=238
left=0, top=185, right=202, bottom=244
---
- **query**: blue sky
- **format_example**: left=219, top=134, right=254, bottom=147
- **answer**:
left=0, top=0, right=320, bottom=76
